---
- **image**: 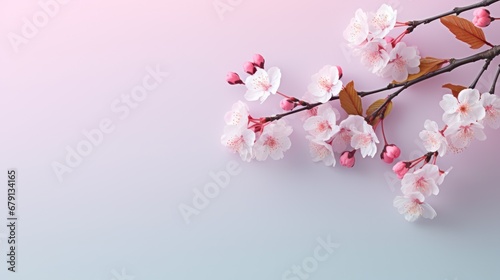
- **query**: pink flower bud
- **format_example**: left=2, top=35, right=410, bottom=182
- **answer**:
left=473, top=8, right=490, bottom=18
left=280, top=99, right=296, bottom=111
left=252, top=54, right=265, bottom=68
left=385, top=144, right=401, bottom=159
left=473, top=16, right=492, bottom=27
left=473, top=8, right=492, bottom=27
left=226, top=72, right=243, bottom=85
left=243, top=61, right=257, bottom=75
left=340, top=151, right=355, bottom=168
left=336, top=66, right=343, bottom=79
left=393, top=161, right=410, bottom=179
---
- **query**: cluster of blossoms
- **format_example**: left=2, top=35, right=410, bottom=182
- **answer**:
left=223, top=57, right=387, bottom=166
left=222, top=55, right=293, bottom=162
left=392, top=88, right=500, bottom=222
left=343, top=4, right=421, bottom=82
left=303, top=104, right=379, bottom=167
left=222, top=2, right=500, bottom=222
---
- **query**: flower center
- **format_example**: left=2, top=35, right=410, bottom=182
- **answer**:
left=317, top=121, right=331, bottom=132
left=458, top=103, right=469, bottom=114
left=264, top=136, right=278, bottom=149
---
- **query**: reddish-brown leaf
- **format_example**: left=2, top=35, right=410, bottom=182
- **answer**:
left=339, top=81, right=363, bottom=116
left=442, top=83, right=467, bottom=98
left=440, top=15, right=488, bottom=49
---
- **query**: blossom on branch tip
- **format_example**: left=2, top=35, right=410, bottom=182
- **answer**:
left=401, top=164, right=441, bottom=197
left=244, top=67, right=281, bottom=103
left=306, top=136, right=336, bottom=167
left=307, top=65, right=343, bottom=104
left=440, top=88, right=486, bottom=126
left=253, top=120, right=293, bottom=161
left=419, top=120, right=448, bottom=156
left=393, top=192, right=437, bottom=222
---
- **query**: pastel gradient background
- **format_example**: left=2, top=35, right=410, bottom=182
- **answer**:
left=1, top=0, right=499, bottom=279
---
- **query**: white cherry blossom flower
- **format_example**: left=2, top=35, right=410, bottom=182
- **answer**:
left=346, top=115, right=379, bottom=158
left=244, top=67, right=281, bottom=103
left=221, top=126, right=255, bottom=162
left=380, top=42, right=420, bottom=82
left=368, top=4, right=398, bottom=39
left=224, top=101, right=250, bottom=127
left=419, top=119, right=448, bottom=156
left=393, top=192, right=437, bottom=222
left=303, top=104, right=340, bottom=141
left=307, top=65, right=343, bottom=104
left=344, top=8, right=369, bottom=46
left=253, top=120, right=292, bottom=161
left=401, top=164, right=441, bottom=197
left=306, top=136, right=336, bottom=167
left=444, top=121, right=486, bottom=151
left=480, top=93, right=500, bottom=129
left=440, top=88, right=486, bottom=125
left=354, top=39, right=391, bottom=74
left=331, top=120, right=354, bottom=153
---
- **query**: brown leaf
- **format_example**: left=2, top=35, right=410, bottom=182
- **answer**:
left=339, top=81, right=363, bottom=116
left=399, top=57, right=447, bottom=83
left=366, top=99, right=393, bottom=119
left=440, top=15, right=488, bottom=49
left=442, top=83, right=467, bottom=98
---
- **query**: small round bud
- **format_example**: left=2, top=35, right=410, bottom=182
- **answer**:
left=340, top=151, right=355, bottom=168
left=385, top=144, right=401, bottom=159
left=252, top=54, right=265, bottom=68
left=473, top=8, right=490, bottom=17
left=280, top=99, right=296, bottom=111
left=336, top=66, right=343, bottom=79
left=393, top=161, right=410, bottom=179
left=243, top=61, right=257, bottom=75
left=226, top=72, right=243, bottom=85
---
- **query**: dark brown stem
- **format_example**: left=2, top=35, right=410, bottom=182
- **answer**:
left=470, top=58, right=492, bottom=88
left=490, top=65, right=500, bottom=94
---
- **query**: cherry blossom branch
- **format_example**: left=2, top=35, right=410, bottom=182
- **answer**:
left=470, top=58, right=493, bottom=88
left=490, top=64, right=500, bottom=93
left=367, top=45, right=500, bottom=118
left=405, top=0, right=500, bottom=32
left=265, top=45, right=500, bottom=122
